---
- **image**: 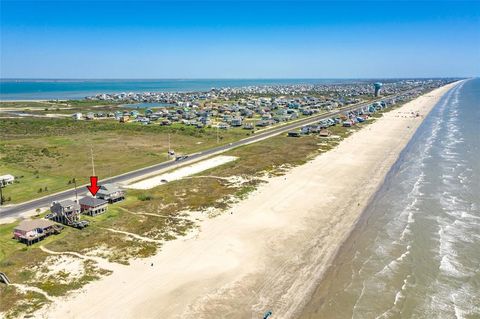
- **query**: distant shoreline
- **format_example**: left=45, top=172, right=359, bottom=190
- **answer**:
left=0, top=78, right=464, bottom=101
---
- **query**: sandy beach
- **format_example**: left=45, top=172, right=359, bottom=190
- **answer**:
left=35, top=82, right=460, bottom=319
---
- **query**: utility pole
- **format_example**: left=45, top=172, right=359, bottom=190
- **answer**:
left=0, top=179, right=4, bottom=206
left=73, top=178, right=78, bottom=202
left=168, top=133, right=171, bottom=158
left=91, top=147, right=96, bottom=176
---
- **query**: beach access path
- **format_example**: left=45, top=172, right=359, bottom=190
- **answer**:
left=35, top=81, right=460, bottom=319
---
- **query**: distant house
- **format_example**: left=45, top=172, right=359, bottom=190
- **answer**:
left=50, top=200, right=81, bottom=225
left=130, top=110, right=140, bottom=118
left=231, top=118, right=243, bottom=127
left=319, top=129, right=331, bottom=137
left=218, top=123, right=230, bottom=130
left=288, top=131, right=301, bottom=137
left=199, top=116, right=211, bottom=125
left=119, top=115, right=130, bottom=123
left=308, top=125, right=321, bottom=134
left=13, top=219, right=62, bottom=245
left=0, top=174, right=15, bottom=186
left=79, top=196, right=108, bottom=216
left=301, top=126, right=311, bottom=134
left=302, top=109, right=314, bottom=116
left=96, top=184, right=125, bottom=203
left=255, top=120, right=272, bottom=127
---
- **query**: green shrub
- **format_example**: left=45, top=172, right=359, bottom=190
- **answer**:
left=137, top=193, right=154, bottom=201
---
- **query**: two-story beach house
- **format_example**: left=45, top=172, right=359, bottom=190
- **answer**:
left=96, top=184, right=125, bottom=203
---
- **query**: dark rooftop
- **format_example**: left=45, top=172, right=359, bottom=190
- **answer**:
left=79, top=196, right=108, bottom=207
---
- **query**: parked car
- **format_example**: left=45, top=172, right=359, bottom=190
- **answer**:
left=175, top=155, right=189, bottom=161
left=72, top=220, right=89, bottom=229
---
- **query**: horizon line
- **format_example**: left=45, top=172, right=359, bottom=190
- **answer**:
left=0, top=76, right=470, bottom=81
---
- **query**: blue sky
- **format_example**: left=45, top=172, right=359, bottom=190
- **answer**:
left=1, top=0, right=479, bottom=78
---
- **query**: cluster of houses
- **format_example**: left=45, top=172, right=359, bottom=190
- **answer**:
left=76, top=80, right=452, bottom=132
left=12, top=184, right=125, bottom=245
left=287, top=98, right=399, bottom=137
left=86, top=79, right=450, bottom=106
left=288, top=117, right=338, bottom=137
left=74, top=95, right=344, bottom=131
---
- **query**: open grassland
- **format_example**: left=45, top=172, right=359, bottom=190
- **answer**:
left=0, top=100, right=122, bottom=109
left=0, top=100, right=125, bottom=116
left=0, top=118, right=250, bottom=203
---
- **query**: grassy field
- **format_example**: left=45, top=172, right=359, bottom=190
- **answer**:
left=0, top=100, right=122, bottom=109
left=0, top=118, right=250, bottom=203
left=0, top=100, right=131, bottom=117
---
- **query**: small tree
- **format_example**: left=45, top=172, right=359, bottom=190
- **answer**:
left=44, top=186, right=48, bottom=191
left=38, top=188, right=43, bottom=193
left=35, top=208, right=41, bottom=216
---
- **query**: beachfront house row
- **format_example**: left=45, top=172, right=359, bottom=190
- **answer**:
left=96, top=184, right=125, bottom=203
left=13, top=219, right=62, bottom=245
left=79, top=196, right=108, bottom=216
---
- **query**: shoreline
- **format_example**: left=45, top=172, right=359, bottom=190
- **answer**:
left=298, top=79, right=468, bottom=318
left=296, top=91, right=445, bottom=317
left=33, top=81, right=460, bottom=319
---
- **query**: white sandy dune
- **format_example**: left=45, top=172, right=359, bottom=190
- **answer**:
left=125, top=155, right=238, bottom=190
left=36, top=82, right=460, bottom=319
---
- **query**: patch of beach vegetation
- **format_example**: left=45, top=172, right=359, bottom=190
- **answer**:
left=0, top=285, right=49, bottom=319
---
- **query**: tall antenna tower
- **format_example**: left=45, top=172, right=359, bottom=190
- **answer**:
left=73, top=178, right=78, bottom=201
left=91, top=147, right=96, bottom=176
left=168, top=133, right=171, bottom=157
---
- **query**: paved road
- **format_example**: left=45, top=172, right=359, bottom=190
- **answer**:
left=0, top=91, right=413, bottom=219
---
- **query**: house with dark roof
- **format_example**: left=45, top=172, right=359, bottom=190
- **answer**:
left=50, top=199, right=81, bottom=225
left=79, top=196, right=108, bottom=216
left=96, top=183, right=125, bottom=203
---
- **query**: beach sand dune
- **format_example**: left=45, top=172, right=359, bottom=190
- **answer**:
left=38, top=82, right=459, bottom=319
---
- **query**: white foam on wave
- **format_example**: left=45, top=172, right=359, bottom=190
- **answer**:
left=436, top=215, right=474, bottom=278
left=375, top=245, right=412, bottom=278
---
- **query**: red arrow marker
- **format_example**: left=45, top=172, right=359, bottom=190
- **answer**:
left=87, top=176, right=100, bottom=196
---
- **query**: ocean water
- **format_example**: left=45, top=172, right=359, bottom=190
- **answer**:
left=300, top=79, right=480, bottom=318
left=0, top=79, right=362, bottom=100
